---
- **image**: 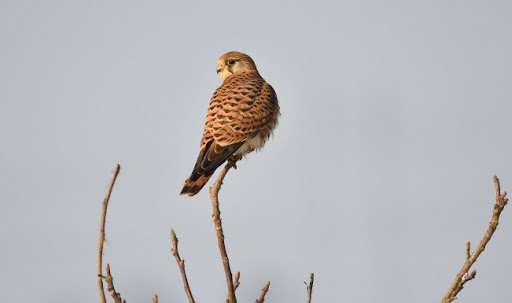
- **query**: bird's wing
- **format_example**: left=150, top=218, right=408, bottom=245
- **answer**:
left=181, top=71, right=278, bottom=196
left=200, top=71, right=277, bottom=149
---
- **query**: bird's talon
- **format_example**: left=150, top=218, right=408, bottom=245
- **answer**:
left=228, top=155, right=240, bottom=169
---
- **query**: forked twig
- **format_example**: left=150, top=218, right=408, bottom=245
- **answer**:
left=97, top=164, right=121, bottom=303
left=226, top=272, right=241, bottom=302
left=234, top=271, right=241, bottom=291
left=209, top=160, right=239, bottom=303
left=171, top=229, right=195, bottom=303
left=441, top=176, right=509, bottom=303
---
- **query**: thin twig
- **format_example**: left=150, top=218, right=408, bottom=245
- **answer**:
left=209, top=160, right=238, bottom=303
left=441, top=176, right=508, bottom=303
left=254, top=281, right=271, bottom=303
left=105, top=263, right=123, bottom=303
left=97, top=164, right=121, bottom=303
left=171, top=229, right=195, bottom=303
left=306, top=273, right=315, bottom=303
left=234, top=271, right=241, bottom=291
left=153, top=294, right=158, bottom=303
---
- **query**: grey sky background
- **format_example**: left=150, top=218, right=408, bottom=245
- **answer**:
left=1, top=0, right=511, bottom=302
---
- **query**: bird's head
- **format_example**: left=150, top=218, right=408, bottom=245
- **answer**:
left=216, top=51, right=258, bottom=81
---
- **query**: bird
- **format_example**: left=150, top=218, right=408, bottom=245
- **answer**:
left=180, top=51, right=280, bottom=196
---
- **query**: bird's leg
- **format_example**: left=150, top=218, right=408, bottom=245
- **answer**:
left=228, top=154, right=243, bottom=169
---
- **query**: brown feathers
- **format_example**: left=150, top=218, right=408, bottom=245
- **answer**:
left=180, top=52, right=280, bottom=197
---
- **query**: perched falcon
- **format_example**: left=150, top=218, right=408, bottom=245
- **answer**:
left=180, top=51, right=280, bottom=196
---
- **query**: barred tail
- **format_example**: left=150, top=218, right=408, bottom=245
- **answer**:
left=180, top=140, right=244, bottom=197
left=180, top=172, right=214, bottom=196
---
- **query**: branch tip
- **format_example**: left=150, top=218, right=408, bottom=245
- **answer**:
left=234, top=271, right=241, bottom=291
left=307, top=273, right=315, bottom=303
left=255, top=281, right=271, bottom=303
left=465, top=242, right=471, bottom=260
left=441, top=176, right=509, bottom=303
left=97, top=164, right=121, bottom=303
left=170, top=229, right=195, bottom=303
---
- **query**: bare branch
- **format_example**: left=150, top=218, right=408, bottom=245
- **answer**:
left=209, top=159, right=239, bottom=303
left=153, top=294, right=158, bottom=303
left=97, top=164, right=121, bottom=303
left=307, top=273, right=315, bottom=303
left=441, top=176, right=509, bottom=303
left=105, top=263, right=124, bottom=303
left=170, top=229, right=195, bottom=303
left=254, top=281, right=271, bottom=303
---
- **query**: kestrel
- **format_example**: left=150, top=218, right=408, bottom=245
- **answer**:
left=180, top=51, right=280, bottom=196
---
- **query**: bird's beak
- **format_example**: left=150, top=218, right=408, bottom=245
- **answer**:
left=216, top=63, right=224, bottom=74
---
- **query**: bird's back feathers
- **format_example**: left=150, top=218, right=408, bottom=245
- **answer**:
left=180, top=52, right=279, bottom=196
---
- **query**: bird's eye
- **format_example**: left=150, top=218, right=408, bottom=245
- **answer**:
left=227, top=60, right=235, bottom=65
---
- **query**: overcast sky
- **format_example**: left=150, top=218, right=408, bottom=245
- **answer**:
left=1, top=1, right=512, bottom=302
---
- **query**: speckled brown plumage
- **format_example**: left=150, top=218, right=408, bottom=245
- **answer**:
left=180, top=51, right=280, bottom=196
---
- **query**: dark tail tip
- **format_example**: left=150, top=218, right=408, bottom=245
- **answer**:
left=180, top=185, right=202, bottom=197
left=180, top=173, right=212, bottom=197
